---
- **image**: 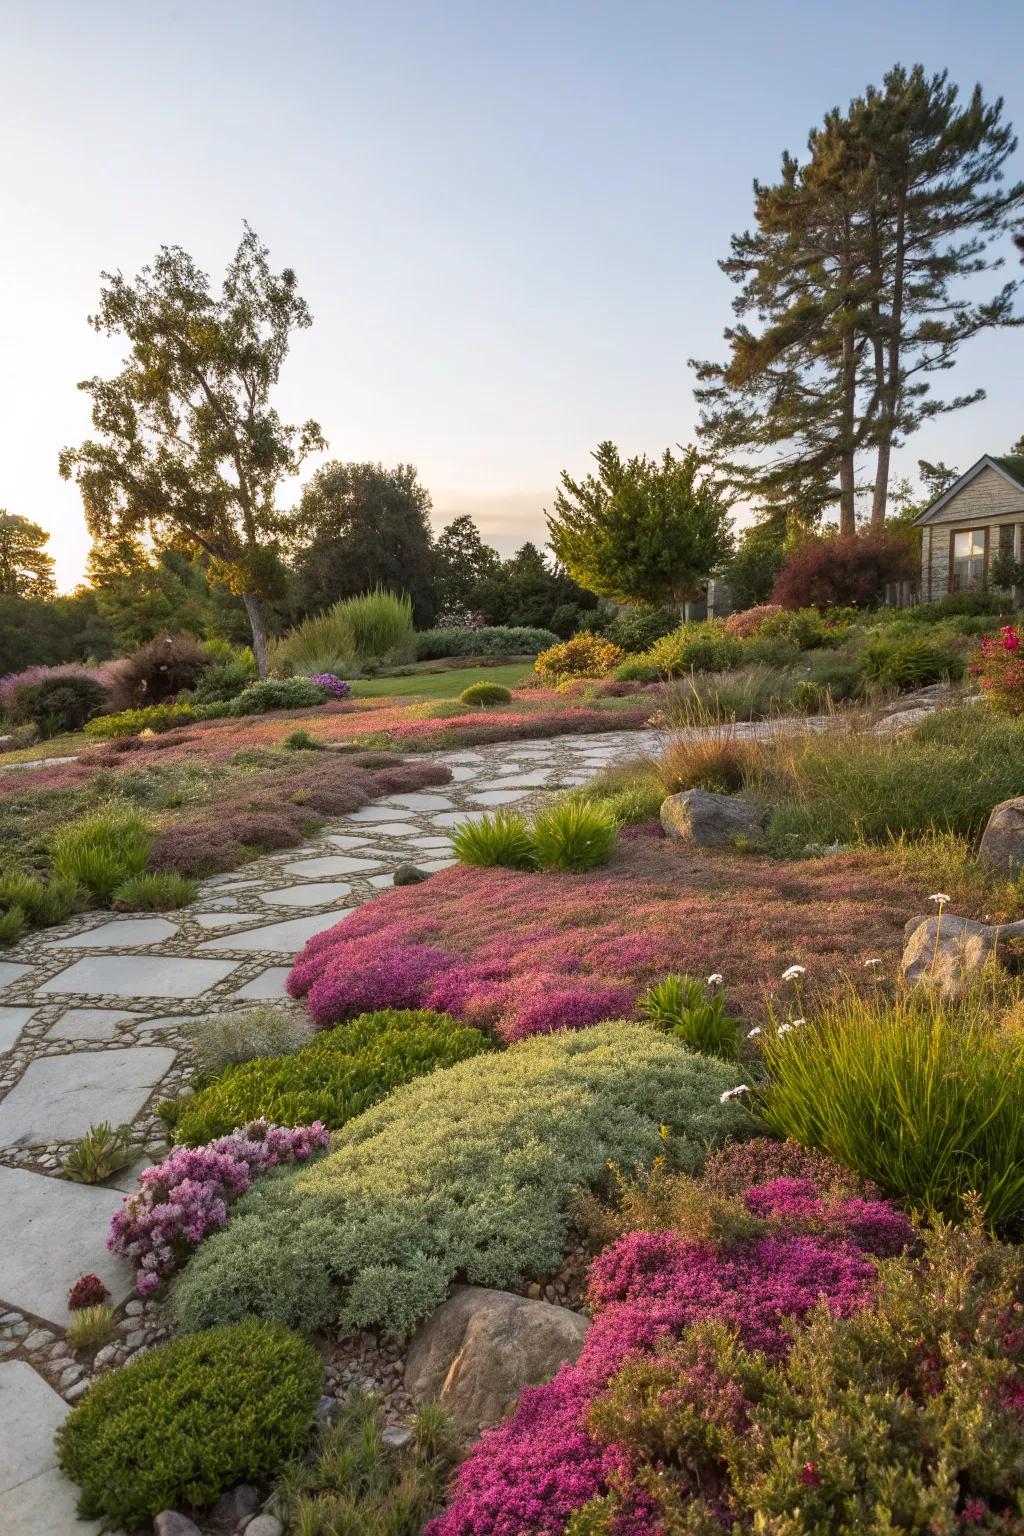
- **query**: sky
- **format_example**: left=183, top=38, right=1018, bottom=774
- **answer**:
left=2, top=0, right=1023, bottom=591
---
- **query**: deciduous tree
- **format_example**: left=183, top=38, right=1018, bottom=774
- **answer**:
left=59, top=226, right=324, bottom=674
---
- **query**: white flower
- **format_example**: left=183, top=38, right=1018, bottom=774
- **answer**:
left=707, top=973, right=724, bottom=986
left=719, top=1084, right=751, bottom=1103
left=928, top=893, right=951, bottom=905
left=790, top=1017, right=805, bottom=1027
left=863, top=958, right=882, bottom=968
left=781, top=965, right=806, bottom=982
left=746, top=1026, right=762, bottom=1038
left=777, top=1021, right=794, bottom=1036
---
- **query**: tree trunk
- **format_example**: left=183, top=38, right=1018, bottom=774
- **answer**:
left=870, top=437, right=891, bottom=527
left=838, top=453, right=856, bottom=536
left=242, top=591, right=271, bottom=677
left=871, top=184, right=907, bottom=527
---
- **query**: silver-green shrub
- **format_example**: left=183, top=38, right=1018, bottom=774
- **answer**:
left=184, top=1006, right=316, bottom=1077
left=172, top=1023, right=752, bottom=1338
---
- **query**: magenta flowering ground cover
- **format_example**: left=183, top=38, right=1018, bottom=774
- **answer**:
left=108, top=1119, right=329, bottom=1294
left=427, top=1177, right=913, bottom=1536
left=286, top=843, right=923, bottom=1037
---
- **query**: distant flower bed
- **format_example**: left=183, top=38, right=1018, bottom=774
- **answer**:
left=308, top=672, right=352, bottom=699
left=972, top=624, right=1024, bottom=715
left=286, top=851, right=918, bottom=1037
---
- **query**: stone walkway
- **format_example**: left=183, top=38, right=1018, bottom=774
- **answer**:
left=0, top=726, right=659, bottom=1535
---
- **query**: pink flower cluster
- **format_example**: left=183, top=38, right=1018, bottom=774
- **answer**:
left=107, top=1119, right=329, bottom=1295
left=427, top=1179, right=911, bottom=1536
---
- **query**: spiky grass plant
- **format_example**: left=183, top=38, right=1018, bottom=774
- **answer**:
left=757, top=985, right=1024, bottom=1229
left=112, top=871, right=197, bottom=911
left=639, top=973, right=741, bottom=1060
left=451, top=810, right=536, bottom=870
left=530, top=799, right=618, bottom=872
left=66, top=1305, right=116, bottom=1352
left=51, top=808, right=151, bottom=898
left=62, top=1122, right=136, bottom=1184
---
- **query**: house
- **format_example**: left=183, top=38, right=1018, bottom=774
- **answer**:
left=913, top=454, right=1024, bottom=600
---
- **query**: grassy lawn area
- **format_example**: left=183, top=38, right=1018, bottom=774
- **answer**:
left=350, top=661, right=534, bottom=698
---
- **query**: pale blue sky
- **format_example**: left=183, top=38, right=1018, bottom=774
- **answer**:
left=2, top=0, right=1022, bottom=588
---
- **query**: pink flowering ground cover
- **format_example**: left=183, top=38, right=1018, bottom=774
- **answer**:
left=107, top=1119, right=329, bottom=1294
left=427, top=1177, right=914, bottom=1536
left=287, top=840, right=924, bottom=1036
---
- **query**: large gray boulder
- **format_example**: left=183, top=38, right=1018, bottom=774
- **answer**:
left=660, top=789, right=766, bottom=848
left=404, top=1286, right=589, bottom=1435
left=978, top=797, right=1024, bottom=877
left=901, top=913, right=1024, bottom=995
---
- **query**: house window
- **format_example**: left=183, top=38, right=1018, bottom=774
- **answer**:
left=951, top=528, right=987, bottom=591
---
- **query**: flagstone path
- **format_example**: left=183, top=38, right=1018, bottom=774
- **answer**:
left=0, top=726, right=659, bottom=1535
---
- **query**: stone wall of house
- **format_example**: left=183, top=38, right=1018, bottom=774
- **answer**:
left=921, top=466, right=1024, bottom=600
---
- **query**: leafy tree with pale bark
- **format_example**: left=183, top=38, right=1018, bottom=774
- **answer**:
left=60, top=226, right=324, bottom=674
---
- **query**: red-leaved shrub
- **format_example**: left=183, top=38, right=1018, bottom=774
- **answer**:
left=771, top=532, right=916, bottom=610
left=68, top=1273, right=109, bottom=1311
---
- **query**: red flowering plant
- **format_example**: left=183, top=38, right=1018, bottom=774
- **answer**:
left=68, top=1273, right=109, bottom=1311
left=972, top=625, right=1024, bottom=716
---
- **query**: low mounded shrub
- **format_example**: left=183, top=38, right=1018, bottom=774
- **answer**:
left=642, top=619, right=744, bottom=676
left=172, top=1025, right=754, bottom=1337
left=109, top=1120, right=330, bottom=1292
left=11, top=673, right=107, bottom=736
left=190, top=656, right=257, bottom=704
left=51, top=808, right=151, bottom=898
left=757, top=987, right=1024, bottom=1230
left=84, top=703, right=197, bottom=739
left=602, top=605, right=680, bottom=654
left=227, top=677, right=329, bottom=715
left=611, top=657, right=661, bottom=684
left=860, top=633, right=964, bottom=690
left=117, top=631, right=209, bottom=704
left=459, top=681, right=514, bottom=707
left=0, top=662, right=111, bottom=722
left=172, top=1009, right=490, bottom=1144
left=308, top=671, right=352, bottom=698
left=56, top=1319, right=321, bottom=1528
left=534, top=633, right=624, bottom=685
left=414, top=626, right=558, bottom=661
left=724, top=603, right=784, bottom=639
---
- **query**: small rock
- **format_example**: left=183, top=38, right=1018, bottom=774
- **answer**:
left=211, top=1484, right=260, bottom=1525
left=154, top=1513, right=202, bottom=1536
left=381, top=1425, right=414, bottom=1451
left=526, top=1283, right=542, bottom=1299
left=93, top=1343, right=118, bottom=1369
left=125, top=1299, right=145, bottom=1317
left=23, top=1328, right=54, bottom=1351
left=243, top=1519, right=283, bottom=1536
left=393, top=863, right=429, bottom=887
left=315, top=1394, right=339, bottom=1427
left=64, top=1378, right=91, bottom=1402
left=124, top=1329, right=147, bottom=1350
left=659, top=789, right=766, bottom=848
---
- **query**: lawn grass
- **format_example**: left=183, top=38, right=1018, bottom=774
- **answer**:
left=350, top=661, right=534, bottom=698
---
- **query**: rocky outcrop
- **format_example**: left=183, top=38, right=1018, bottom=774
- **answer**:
left=659, top=789, right=766, bottom=848
left=404, top=1285, right=590, bottom=1435
left=978, top=797, right=1024, bottom=877
left=901, top=912, right=1024, bottom=995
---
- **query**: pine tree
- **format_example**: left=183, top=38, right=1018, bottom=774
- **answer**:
left=0, top=511, right=57, bottom=598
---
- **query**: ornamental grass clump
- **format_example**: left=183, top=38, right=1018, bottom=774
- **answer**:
left=109, top=1120, right=330, bottom=1294
left=639, top=972, right=741, bottom=1060
left=530, top=799, right=618, bottom=872
left=183, top=1005, right=316, bottom=1077
left=172, top=1024, right=754, bottom=1338
left=451, top=809, right=536, bottom=869
left=757, top=986, right=1024, bottom=1230
left=56, top=1319, right=321, bottom=1529
left=172, top=1008, right=490, bottom=1144
left=51, top=807, right=151, bottom=898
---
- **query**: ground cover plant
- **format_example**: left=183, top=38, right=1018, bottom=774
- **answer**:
left=56, top=1318, right=321, bottom=1529
left=427, top=1151, right=923, bottom=1536
left=757, top=986, right=1024, bottom=1230
left=172, top=1024, right=753, bottom=1337
left=183, top=1005, right=317, bottom=1076
left=170, top=1008, right=490, bottom=1144
left=284, top=844, right=925, bottom=1037
left=109, top=1120, right=330, bottom=1293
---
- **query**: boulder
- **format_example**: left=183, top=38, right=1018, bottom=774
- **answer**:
left=243, top=1518, right=283, bottom=1536
left=154, top=1515, right=202, bottom=1536
left=659, top=789, right=766, bottom=848
left=404, top=1285, right=590, bottom=1435
left=393, top=863, right=429, bottom=887
left=978, top=796, right=1024, bottom=877
left=901, top=913, right=1024, bottom=995
left=210, top=1484, right=260, bottom=1526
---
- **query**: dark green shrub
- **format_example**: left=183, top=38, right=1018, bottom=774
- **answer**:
left=173, top=1009, right=490, bottom=1144
left=860, top=634, right=964, bottom=690
left=14, top=674, right=107, bottom=735
left=227, top=677, right=329, bottom=715
left=414, top=626, right=558, bottom=661
left=904, top=591, right=1004, bottom=622
left=459, top=681, right=513, bottom=707
left=603, top=605, right=680, bottom=653
left=612, top=658, right=661, bottom=684
left=55, top=1319, right=320, bottom=1528
left=191, top=657, right=257, bottom=704
left=118, top=631, right=208, bottom=704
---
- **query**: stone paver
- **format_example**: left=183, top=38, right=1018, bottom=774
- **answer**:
left=0, top=963, right=33, bottom=989
left=259, top=881, right=353, bottom=907
left=45, top=917, right=178, bottom=950
left=0, top=1165, right=133, bottom=1321
left=0, top=1007, right=36, bottom=1053
left=37, top=954, right=239, bottom=998
left=227, top=967, right=292, bottom=1000
left=0, top=1360, right=102, bottom=1534
left=197, top=911, right=354, bottom=954
left=0, top=1047, right=175, bottom=1146
left=282, top=853, right=385, bottom=878
left=44, top=1008, right=139, bottom=1042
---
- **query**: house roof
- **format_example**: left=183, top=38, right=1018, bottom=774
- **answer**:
left=913, top=455, right=1024, bottom=526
